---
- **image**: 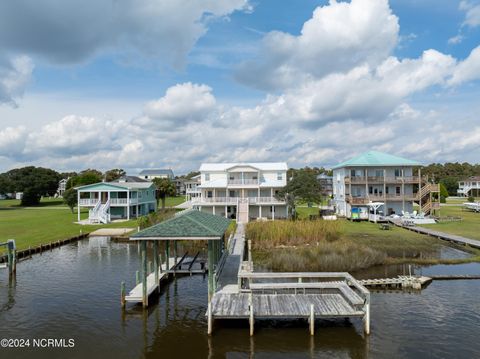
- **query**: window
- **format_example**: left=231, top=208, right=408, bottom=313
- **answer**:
left=205, top=173, right=210, bottom=181
left=351, top=169, right=356, bottom=177
left=394, top=169, right=402, bottom=177
left=229, top=190, right=235, bottom=197
left=369, top=186, right=373, bottom=194
left=138, top=191, right=142, bottom=198
left=277, top=172, right=283, bottom=180
left=229, top=175, right=234, bottom=180
left=396, top=186, right=401, bottom=195
left=375, top=170, right=383, bottom=177
left=207, top=191, right=213, bottom=198
left=386, top=187, right=389, bottom=194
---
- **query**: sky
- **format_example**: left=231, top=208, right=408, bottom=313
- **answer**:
left=0, top=0, right=480, bottom=175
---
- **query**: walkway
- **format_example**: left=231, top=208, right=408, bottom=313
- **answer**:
left=216, top=223, right=245, bottom=292
left=389, top=219, right=480, bottom=249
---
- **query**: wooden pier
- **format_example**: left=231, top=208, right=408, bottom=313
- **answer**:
left=359, top=275, right=432, bottom=289
left=208, top=224, right=371, bottom=336
left=389, top=219, right=480, bottom=249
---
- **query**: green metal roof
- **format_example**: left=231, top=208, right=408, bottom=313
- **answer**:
left=130, top=209, right=231, bottom=240
left=332, top=150, right=421, bottom=169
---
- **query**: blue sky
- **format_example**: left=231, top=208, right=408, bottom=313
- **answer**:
left=1, top=0, right=480, bottom=174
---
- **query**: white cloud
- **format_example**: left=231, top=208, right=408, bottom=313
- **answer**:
left=236, top=0, right=399, bottom=90
left=0, top=0, right=249, bottom=67
left=449, top=46, right=480, bottom=85
left=448, top=34, right=464, bottom=45
left=143, top=83, right=216, bottom=127
left=460, top=1, right=480, bottom=27
left=0, top=126, right=28, bottom=157
left=2, top=0, right=480, bottom=173
left=0, top=55, right=34, bottom=106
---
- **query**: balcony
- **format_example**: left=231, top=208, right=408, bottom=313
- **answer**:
left=191, top=196, right=285, bottom=204
left=227, top=178, right=259, bottom=185
left=79, top=198, right=139, bottom=206
left=347, top=193, right=419, bottom=204
left=344, top=176, right=421, bottom=184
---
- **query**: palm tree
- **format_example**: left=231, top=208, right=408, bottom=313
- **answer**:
left=152, top=178, right=176, bottom=210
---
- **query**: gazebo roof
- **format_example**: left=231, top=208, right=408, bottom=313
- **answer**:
left=130, top=209, right=231, bottom=241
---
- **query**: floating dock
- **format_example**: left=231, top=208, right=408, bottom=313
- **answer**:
left=359, top=275, right=432, bottom=289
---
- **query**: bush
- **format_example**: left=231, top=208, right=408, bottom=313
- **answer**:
left=468, top=196, right=475, bottom=202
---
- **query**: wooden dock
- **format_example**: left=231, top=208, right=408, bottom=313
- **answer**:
left=208, top=224, right=371, bottom=336
left=124, top=255, right=205, bottom=304
left=389, top=219, right=480, bottom=249
left=359, top=275, right=432, bottom=289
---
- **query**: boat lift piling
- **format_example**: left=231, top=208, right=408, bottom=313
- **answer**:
left=0, top=239, right=17, bottom=277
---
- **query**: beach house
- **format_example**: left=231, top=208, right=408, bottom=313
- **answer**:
left=332, top=151, right=439, bottom=220
left=76, top=176, right=157, bottom=223
left=457, top=176, right=480, bottom=197
left=192, top=162, right=288, bottom=222
left=185, top=174, right=201, bottom=201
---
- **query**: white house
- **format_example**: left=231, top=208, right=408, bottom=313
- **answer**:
left=76, top=177, right=157, bottom=223
left=332, top=151, right=439, bottom=220
left=192, top=162, right=288, bottom=222
left=57, top=178, right=68, bottom=197
left=457, top=176, right=480, bottom=197
left=138, top=169, right=174, bottom=181
left=185, top=174, right=201, bottom=201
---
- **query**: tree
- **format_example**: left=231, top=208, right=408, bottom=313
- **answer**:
left=276, top=170, right=323, bottom=218
left=67, top=169, right=103, bottom=189
left=63, top=188, right=78, bottom=213
left=185, top=171, right=200, bottom=179
left=439, top=183, right=449, bottom=203
left=104, top=168, right=126, bottom=182
left=152, top=178, right=176, bottom=209
left=1, top=166, right=60, bottom=205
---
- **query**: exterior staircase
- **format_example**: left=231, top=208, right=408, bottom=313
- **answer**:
left=88, top=199, right=111, bottom=224
left=237, top=198, right=249, bottom=223
left=418, top=183, right=440, bottom=215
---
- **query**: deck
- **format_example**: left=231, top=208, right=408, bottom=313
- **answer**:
left=389, top=219, right=480, bottom=249
left=209, top=224, right=371, bottom=335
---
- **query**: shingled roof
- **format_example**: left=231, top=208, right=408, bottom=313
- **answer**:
left=130, top=209, right=231, bottom=240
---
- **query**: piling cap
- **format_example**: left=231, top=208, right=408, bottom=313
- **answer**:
left=7, top=239, right=16, bottom=250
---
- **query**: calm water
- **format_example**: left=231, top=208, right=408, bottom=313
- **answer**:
left=1, top=237, right=479, bottom=359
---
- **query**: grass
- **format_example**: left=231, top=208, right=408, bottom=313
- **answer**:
left=164, top=196, right=186, bottom=207
left=248, top=218, right=480, bottom=272
left=0, top=198, right=138, bottom=252
left=295, top=206, right=320, bottom=219
left=420, top=204, right=480, bottom=240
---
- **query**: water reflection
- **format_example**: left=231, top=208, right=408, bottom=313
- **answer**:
left=0, top=237, right=479, bottom=359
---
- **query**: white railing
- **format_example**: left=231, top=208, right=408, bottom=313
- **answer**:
left=79, top=198, right=99, bottom=206
left=80, top=198, right=138, bottom=205
left=192, top=197, right=238, bottom=203
left=191, top=196, right=285, bottom=204
left=250, top=197, right=284, bottom=204
left=227, top=179, right=259, bottom=185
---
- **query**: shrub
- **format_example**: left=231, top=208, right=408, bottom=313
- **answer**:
left=468, top=196, right=475, bottom=202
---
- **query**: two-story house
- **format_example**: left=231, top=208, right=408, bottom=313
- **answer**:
left=333, top=151, right=439, bottom=220
left=457, top=176, right=480, bottom=197
left=185, top=174, right=201, bottom=201
left=76, top=176, right=157, bottom=223
left=192, top=162, right=288, bottom=222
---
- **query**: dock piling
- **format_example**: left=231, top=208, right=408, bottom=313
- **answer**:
left=309, top=304, right=315, bottom=335
left=141, top=241, right=148, bottom=308
left=121, top=281, right=126, bottom=307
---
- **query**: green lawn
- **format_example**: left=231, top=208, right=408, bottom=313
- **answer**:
left=295, top=206, right=319, bottom=219
left=421, top=204, right=480, bottom=240
left=445, top=197, right=476, bottom=204
left=0, top=198, right=138, bottom=252
left=164, top=196, right=186, bottom=207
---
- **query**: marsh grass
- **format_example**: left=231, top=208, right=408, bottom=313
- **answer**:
left=247, top=219, right=480, bottom=272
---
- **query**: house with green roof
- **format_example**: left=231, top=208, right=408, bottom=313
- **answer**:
left=332, top=151, right=439, bottom=220
left=76, top=176, right=157, bottom=223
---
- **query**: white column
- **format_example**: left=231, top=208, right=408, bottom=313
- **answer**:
left=127, top=190, right=130, bottom=220
left=213, top=206, right=216, bottom=215
left=225, top=205, right=227, bottom=218
left=259, top=205, right=262, bottom=218
left=77, top=190, right=81, bottom=221
left=270, top=188, right=273, bottom=199
left=272, top=205, right=275, bottom=220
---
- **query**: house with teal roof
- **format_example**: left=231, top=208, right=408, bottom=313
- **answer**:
left=76, top=177, right=157, bottom=223
left=332, top=151, right=439, bottom=220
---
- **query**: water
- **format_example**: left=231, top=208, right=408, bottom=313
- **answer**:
left=1, top=237, right=479, bottom=358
